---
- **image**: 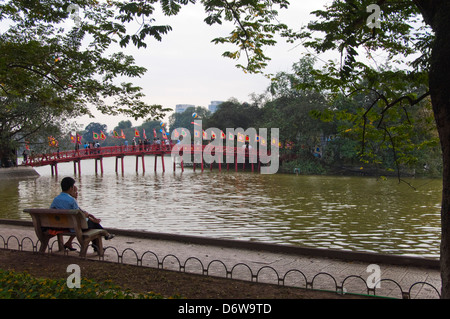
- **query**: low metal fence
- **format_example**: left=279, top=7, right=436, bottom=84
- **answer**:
left=0, top=233, right=441, bottom=299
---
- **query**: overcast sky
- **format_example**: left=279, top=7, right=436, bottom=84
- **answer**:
left=76, top=1, right=332, bottom=130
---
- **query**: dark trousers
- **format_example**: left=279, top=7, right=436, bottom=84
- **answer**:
left=87, top=220, right=104, bottom=249
left=88, top=220, right=104, bottom=230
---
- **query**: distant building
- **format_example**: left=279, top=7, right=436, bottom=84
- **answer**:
left=175, top=104, right=195, bottom=113
left=208, top=101, right=224, bottom=113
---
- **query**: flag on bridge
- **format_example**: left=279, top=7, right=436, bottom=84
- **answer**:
left=48, top=136, right=58, bottom=147
left=120, top=130, right=126, bottom=139
left=161, top=128, right=168, bottom=140
left=100, top=131, right=106, bottom=140
left=260, top=137, right=267, bottom=146
left=70, top=133, right=82, bottom=144
left=93, top=132, right=99, bottom=140
left=237, top=132, right=245, bottom=143
left=271, top=137, right=279, bottom=147
left=113, top=130, right=119, bottom=138
left=134, top=128, right=140, bottom=137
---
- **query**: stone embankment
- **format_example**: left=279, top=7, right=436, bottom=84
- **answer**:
left=0, top=166, right=40, bottom=179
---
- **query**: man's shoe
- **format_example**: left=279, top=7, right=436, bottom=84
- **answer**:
left=64, top=244, right=77, bottom=251
left=105, top=234, right=115, bottom=240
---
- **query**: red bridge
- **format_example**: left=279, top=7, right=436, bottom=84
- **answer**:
left=23, top=144, right=266, bottom=176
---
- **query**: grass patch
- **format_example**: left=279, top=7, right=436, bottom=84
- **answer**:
left=0, top=268, right=180, bottom=299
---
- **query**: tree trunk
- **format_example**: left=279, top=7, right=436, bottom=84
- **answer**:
left=427, top=1, right=450, bottom=299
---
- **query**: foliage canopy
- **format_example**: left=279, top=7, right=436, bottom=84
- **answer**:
left=0, top=0, right=292, bottom=163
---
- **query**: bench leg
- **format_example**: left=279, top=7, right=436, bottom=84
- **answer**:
left=38, top=236, right=50, bottom=253
left=79, top=241, right=89, bottom=258
left=56, top=234, right=65, bottom=251
left=96, top=238, right=104, bottom=257
left=78, top=237, right=104, bottom=258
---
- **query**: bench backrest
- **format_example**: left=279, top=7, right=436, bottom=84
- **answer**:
left=23, top=208, right=88, bottom=230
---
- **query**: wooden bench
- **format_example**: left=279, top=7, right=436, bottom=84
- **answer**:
left=24, top=208, right=108, bottom=257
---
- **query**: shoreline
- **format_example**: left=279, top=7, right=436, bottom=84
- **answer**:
left=0, top=166, right=40, bottom=179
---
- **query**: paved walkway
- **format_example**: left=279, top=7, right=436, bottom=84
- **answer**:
left=0, top=220, right=442, bottom=299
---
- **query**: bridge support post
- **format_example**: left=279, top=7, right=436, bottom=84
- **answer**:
left=154, top=155, right=158, bottom=172
left=73, top=160, right=81, bottom=175
left=95, top=158, right=103, bottom=175
left=135, top=155, right=145, bottom=173
left=51, top=163, right=58, bottom=176
left=161, top=154, right=165, bottom=172
left=136, top=156, right=139, bottom=173
left=115, top=156, right=124, bottom=174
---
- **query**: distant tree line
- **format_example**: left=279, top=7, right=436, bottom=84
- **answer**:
left=167, top=57, right=442, bottom=177
left=8, top=57, right=442, bottom=177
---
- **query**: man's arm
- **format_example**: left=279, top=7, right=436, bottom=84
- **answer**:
left=80, top=209, right=101, bottom=224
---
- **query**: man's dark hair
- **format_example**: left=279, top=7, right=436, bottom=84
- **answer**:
left=61, top=177, right=76, bottom=192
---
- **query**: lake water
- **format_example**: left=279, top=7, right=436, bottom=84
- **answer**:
left=0, top=155, right=442, bottom=258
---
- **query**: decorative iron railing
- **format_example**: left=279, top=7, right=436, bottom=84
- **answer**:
left=0, top=233, right=441, bottom=299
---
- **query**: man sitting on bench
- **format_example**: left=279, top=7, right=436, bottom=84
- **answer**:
left=50, top=176, right=115, bottom=251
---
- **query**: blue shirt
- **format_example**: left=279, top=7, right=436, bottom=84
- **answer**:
left=50, top=192, right=79, bottom=210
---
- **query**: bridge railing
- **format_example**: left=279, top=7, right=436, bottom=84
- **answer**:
left=24, top=144, right=263, bottom=167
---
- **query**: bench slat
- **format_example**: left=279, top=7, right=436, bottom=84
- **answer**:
left=82, top=229, right=108, bottom=238
left=24, top=208, right=88, bottom=229
left=38, top=213, right=74, bottom=228
left=23, top=208, right=79, bottom=215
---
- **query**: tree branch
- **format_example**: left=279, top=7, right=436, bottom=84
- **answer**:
left=223, top=1, right=251, bottom=64
left=377, top=91, right=430, bottom=128
left=7, top=63, right=69, bottom=90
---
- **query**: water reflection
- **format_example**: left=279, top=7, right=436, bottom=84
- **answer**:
left=0, top=156, right=442, bottom=258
